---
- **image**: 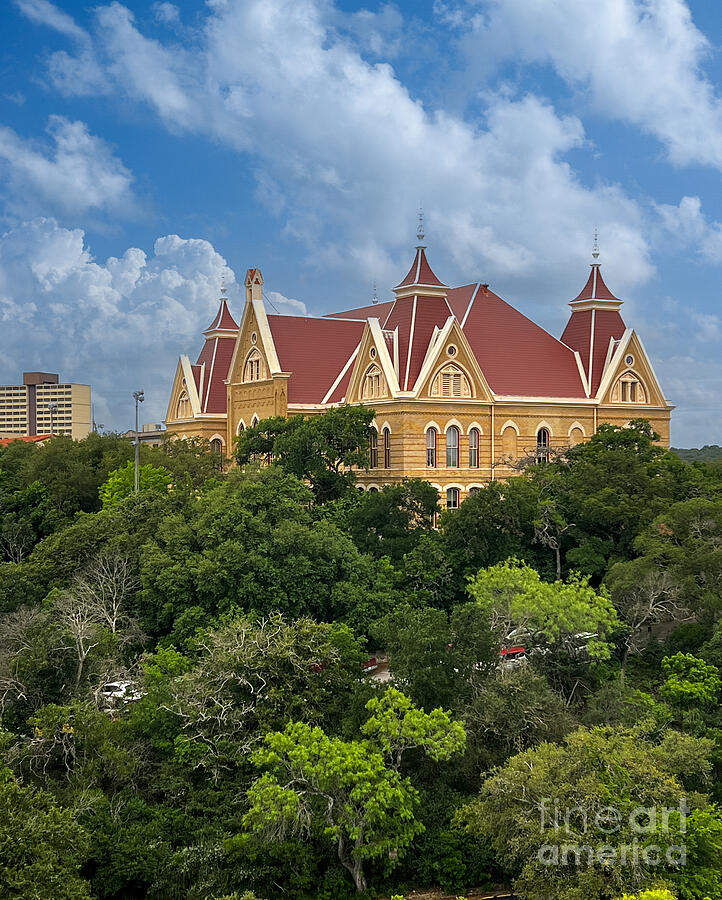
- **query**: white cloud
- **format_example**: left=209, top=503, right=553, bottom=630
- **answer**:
left=264, top=291, right=308, bottom=316
left=654, top=195, right=722, bottom=263
left=0, top=218, right=240, bottom=430
left=15, top=0, right=88, bottom=43
left=0, top=116, right=136, bottom=220
left=448, top=0, right=722, bottom=171
left=31, top=0, right=657, bottom=309
left=152, top=2, right=180, bottom=26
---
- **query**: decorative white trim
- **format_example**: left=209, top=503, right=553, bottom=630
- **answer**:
left=444, top=418, right=463, bottom=434
left=180, top=356, right=202, bottom=417
left=368, top=318, right=401, bottom=395
left=572, top=350, right=590, bottom=397
left=380, top=420, right=391, bottom=433
left=499, top=419, right=520, bottom=435
left=209, top=432, right=226, bottom=445
left=203, top=338, right=219, bottom=411
left=461, top=283, right=482, bottom=328
left=443, top=482, right=465, bottom=491
left=536, top=420, right=554, bottom=437
left=429, top=483, right=442, bottom=491
left=567, top=421, right=586, bottom=437
left=403, top=296, right=418, bottom=390
left=466, top=483, right=485, bottom=491
left=365, top=483, right=381, bottom=491
left=634, top=332, right=669, bottom=405
left=250, top=414, right=259, bottom=427
left=236, top=419, right=247, bottom=435
left=424, top=420, right=441, bottom=434
left=595, top=329, right=633, bottom=400
left=467, top=421, right=483, bottom=435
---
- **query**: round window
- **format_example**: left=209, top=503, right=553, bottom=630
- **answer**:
left=447, top=345, right=457, bottom=357
left=625, top=354, right=634, bottom=366
left=370, top=347, right=377, bottom=359
left=251, top=332, right=258, bottom=345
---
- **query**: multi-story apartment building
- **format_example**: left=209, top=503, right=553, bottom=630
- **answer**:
left=0, top=373, right=91, bottom=440
left=166, top=237, right=672, bottom=505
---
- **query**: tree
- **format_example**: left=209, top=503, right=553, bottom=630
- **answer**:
left=467, top=560, right=618, bottom=661
left=606, top=560, right=691, bottom=684
left=245, top=689, right=465, bottom=893
left=615, top=892, right=677, bottom=900
left=0, top=770, right=92, bottom=899
left=246, top=722, right=420, bottom=893
left=100, top=460, right=173, bottom=507
left=71, top=550, right=139, bottom=635
left=461, top=726, right=714, bottom=900
left=660, top=654, right=721, bottom=708
left=236, top=406, right=375, bottom=502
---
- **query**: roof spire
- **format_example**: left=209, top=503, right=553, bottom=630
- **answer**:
left=372, top=280, right=378, bottom=305
left=416, top=205, right=425, bottom=246
left=592, top=227, right=600, bottom=262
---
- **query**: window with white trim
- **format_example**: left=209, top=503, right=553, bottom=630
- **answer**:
left=383, top=427, right=391, bottom=468
left=468, top=427, right=480, bottom=468
left=537, top=428, right=550, bottom=463
left=446, top=487, right=460, bottom=510
left=176, top=390, right=191, bottom=419
left=446, top=425, right=460, bottom=467
left=426, top=428, right=437, bottom=468
left=430, top=364, right=472, bottom=398
left=369, top=429, right=379, bottom=468
left=362, top=365, right=386, bottom=400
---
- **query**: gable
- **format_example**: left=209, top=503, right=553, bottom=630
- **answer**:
left=346, top=319, right=399, bottom=404
left=414, top=317, right=494, bottom=402
left=166, top=356, right=202, bottom=422
left=597, top=331, right=667, bottom=407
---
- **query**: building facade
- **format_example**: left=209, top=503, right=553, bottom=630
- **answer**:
left=166, top=241, right=672, bottom=504
left=0, top=373, right=91, bottom=440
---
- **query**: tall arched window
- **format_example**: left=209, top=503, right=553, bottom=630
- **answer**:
left=468, top=427, right=480, bottom=468
left=446, top=487, right=460, bottom=510
left=537, top=428, right=550, bottom=463
left=383, top=427, right=391, bottom=468
left=369, top=429, right=379, bottom=468
left=244, top=349, right=265, bottom=382
left=210, top=438, right=223, bottom=456
left=176, top=390, right=191, bottom=419
left=446, top=425, right=459, bottom=467
left=362, top=365, right=385, bottom=400
left=426, top=428, right=437, bottom=468
left=502, top=425, right=518, bottom=459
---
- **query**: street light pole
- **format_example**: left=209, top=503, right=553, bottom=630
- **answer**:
left=47, top=401, right=58, bottom=437
left=132, top=390, right=145, bottom=493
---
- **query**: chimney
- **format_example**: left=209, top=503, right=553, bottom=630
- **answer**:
left=245, top=268, right=264, bottom=303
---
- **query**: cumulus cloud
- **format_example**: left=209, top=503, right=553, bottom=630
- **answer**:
left=0, top=116, right=136, bottom=220
left=654, top=195, right=722, bottom=263
left=446, top=0, right=722, bottom=171
left=21, top=0, right=659, bottom=308
left=0, top=218, right=241, bottom=430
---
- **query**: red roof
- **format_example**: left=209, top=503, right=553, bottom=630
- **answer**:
left=455, top=284, right=587, bottom=397
left=572, top=264, right=619, bottom=302
left=0, top=434, right=52, bottom=446
left=384, top=293, right=452, bottom=390
left=325, top=300, right=395, bottom=321
left=267, top=315, right=364, bottom=404
left=205, top=298, right=238, bottom=332
left=395, top=246, right=447, bottom=289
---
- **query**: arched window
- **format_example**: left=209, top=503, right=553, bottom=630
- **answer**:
left=210, top=438, right=223, bottom=456
left=569, top=426, right=584, bottom=447
left=383, top=427, right=391, bottom=468
left=468, top=427, right=480, bottom=468
left=369, top=429, right=379, bottom=468
left=537, top=428, right=550, bottom=463
left=446, top=425, right=459, bottom=467
left=426, top=428, right=437, bottom=468
left=250, top=415, right=259, bottom=428
left=236, top=420, right=246, bottom=435
left=446, top=487, right=460, bottom=510
left=176, top=390, right=191, bottom=419
left=368, top=486, right=379, bottom=493
left=430, top=364, right=472, bottom=398
left=468, top=486, right=480, bottom=497
left=612, top=371, right=647, bottom=404
left=362, top=365, right=385, bottom=400
left=243, top=349, right=265, bottom=382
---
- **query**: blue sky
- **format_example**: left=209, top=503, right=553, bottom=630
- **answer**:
left=1, top=0, right=721, bottom=444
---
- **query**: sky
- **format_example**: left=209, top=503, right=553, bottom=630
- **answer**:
left=0, top=0, right=721, bottom=444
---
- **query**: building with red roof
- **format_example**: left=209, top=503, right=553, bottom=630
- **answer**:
left=166, top=230, right=672, bottom=503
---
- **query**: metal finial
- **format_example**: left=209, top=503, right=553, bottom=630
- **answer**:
left=372, top=280, right=378, bottom=304
left=417, top=206, right=424, bottom=244
left=220, top=274, right=227, bottom=296
left=592, top=227, right=600, bottom=260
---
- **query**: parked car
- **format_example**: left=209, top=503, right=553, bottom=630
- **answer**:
left=99, top=681, right=143, bottom=704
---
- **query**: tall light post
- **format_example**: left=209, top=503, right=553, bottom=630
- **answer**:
left=46, top=401, right=58, bottom=436
left=133, top=390, right=144, bottom=493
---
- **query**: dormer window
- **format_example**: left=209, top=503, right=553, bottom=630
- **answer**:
left=362, top=365, right=385, bottom=400
left=244, top=349, right=265, bottom=382
left=430, top=364, right=472, bottom=399
left=612, top=371, right=647, bottom=404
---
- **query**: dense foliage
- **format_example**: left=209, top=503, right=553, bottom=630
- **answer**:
left=1, top=415, right=722, bottom=899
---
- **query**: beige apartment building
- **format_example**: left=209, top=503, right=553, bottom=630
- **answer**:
left=0, top=373, right=91, bottom=440
left=166, top=236, right=672, bottom=507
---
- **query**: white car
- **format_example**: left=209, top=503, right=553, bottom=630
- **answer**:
left=99, top=681, right=143, bottom=704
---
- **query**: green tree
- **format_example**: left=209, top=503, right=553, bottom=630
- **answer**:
left=100, top=460, right=173, bottom=507
left=245, top=721, right=423, bottom=893
left=236, top=406, right=375, bottom=502
left=467, top=560, right=618, bottom=660
left=660, top=654, right=721, bottom=708
left=0, top=770, right=92, bottom=899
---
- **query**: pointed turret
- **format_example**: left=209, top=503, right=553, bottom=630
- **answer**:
left=393, top=209, right=448, bottom=298
left=204, top=278, right=239, bottom=336
left=561, top=236, right=626, bottom=396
